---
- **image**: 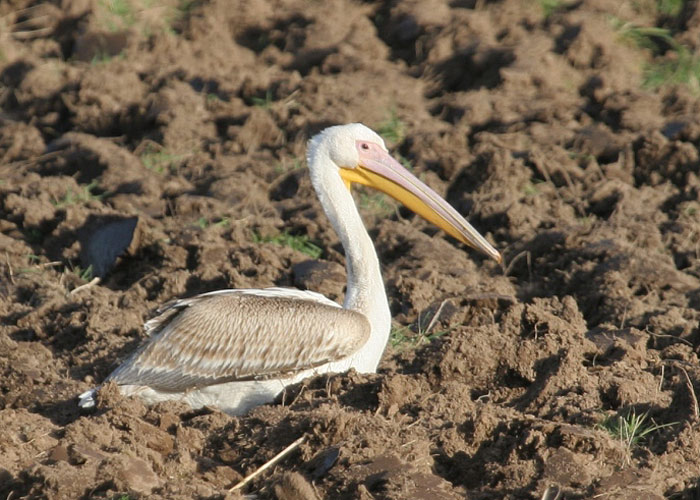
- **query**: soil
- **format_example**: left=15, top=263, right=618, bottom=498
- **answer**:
left=2, top=0, right=700, bottom=498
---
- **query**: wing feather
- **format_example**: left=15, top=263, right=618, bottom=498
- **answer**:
left=144, top=288, right=340, bottom=335
left=108, top=289, right=370, bottom=392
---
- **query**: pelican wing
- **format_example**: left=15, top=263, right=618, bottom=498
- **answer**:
left=106, top=289, right=370, bottom=392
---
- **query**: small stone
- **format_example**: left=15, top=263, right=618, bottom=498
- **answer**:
left=49, top=445, right=69, bottom=462
left=116, top=455, right=162, bottom=495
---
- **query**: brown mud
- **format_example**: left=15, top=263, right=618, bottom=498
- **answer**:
left=1, top=0, right=700, bottom=498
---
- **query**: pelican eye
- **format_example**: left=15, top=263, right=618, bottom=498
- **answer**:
left=360, top=142, right=369, bottom=150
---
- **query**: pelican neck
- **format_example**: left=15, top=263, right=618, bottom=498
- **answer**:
left=307, top=153, right=391, bottom=370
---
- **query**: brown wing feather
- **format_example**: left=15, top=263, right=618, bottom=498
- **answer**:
left=107, top=293, right=370, bottom=391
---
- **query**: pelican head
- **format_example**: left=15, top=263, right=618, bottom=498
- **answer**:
left=308, top=123, right=501, bottom=263
left=307, top=123, right=387, bottom=171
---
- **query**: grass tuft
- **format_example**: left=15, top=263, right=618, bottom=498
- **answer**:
left=90, top=50, right=126, bottom=66
left=250, top=89, right=274, bottom=109
left=390, top=324, right=451, bottom=349
left=357, top=189, right=397, bottom=218
left=98, top=0, right=136, bottom=32
left=538, top=0, right=564, bottom=18
left=140, top=146, right=182, bottom=174
left=597, top=409, right=676, bottom=465
left=68, top=264, right=94, bottom=282
left=615, top=22, right=674, bottom=52
left=657, top=0, right=684, bottom=16
left=96, top=0, right=196, bottom=38
left=522, top=179, right=545, bottom=196
left=390, top=303, right=454, bottom=350
left=196, top=217, right=230, bottom=229
left=377, top=108, right=406, bottom=145
left=52, top=181, right=106, bottom=207
left=612, top=18, right=700, bottom=92
left=252, top=231, right=322, bottom=259
left=644, top=46, right=700, bottom=91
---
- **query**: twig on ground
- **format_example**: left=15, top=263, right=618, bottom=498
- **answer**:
left=647, top=330, right=692, bottom=346
left=424, top=299, right=448, bottom=335
left=679, top=366, right=699, bottom=420
left=541, top=485, right=562, bottom=500
left=5, top=252, right=15, bottom=285
left=69, top=277, right=101, bottom=295
left=504, top=250, right=531, bottom=279
left=39, top=261, right=63, bottom=268
left=229, top=436, right=306, bottom=492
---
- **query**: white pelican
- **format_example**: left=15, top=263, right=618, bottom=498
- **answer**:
left=79, top=123, right=501, bottom=415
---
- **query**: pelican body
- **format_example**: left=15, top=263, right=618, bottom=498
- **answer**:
left=79, top=123, right=501, bottom=415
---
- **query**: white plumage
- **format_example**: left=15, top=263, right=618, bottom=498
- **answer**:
left=79, top=123, right=500, bottom=415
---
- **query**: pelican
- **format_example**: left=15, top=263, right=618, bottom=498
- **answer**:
left=79, top=123, right=501, bottom=415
